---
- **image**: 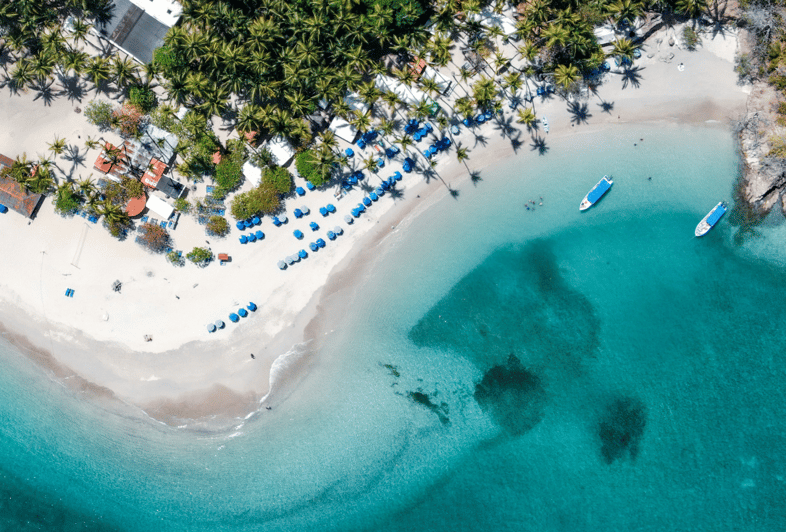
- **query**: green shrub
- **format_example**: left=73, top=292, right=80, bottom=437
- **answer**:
left=206, top=215, right=230, bottom=237
left=153, top=45, right=178, bottom=70
left=230, top=184, right=281, bottom=219
left=128, top=85, right=157, bottom=112
left=54, top=188, right=81, bottom=215
left=84, top=100, right=114, bottom=130
left=682, top=26, right=701, bottom=51
left=167, top=250, right=185, bottom=266
left=295, top=150, right=331, bottom=186
left=770, top=74, right=786, bottom=91
left=214, top=158, right=243, bottom=195
left=186, top=246, right=214, bottom=266
left=174, top=197, right=191, bottom=213
left=263, top=166, right=292, bottom=195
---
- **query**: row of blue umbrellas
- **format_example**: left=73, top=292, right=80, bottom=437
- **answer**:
left=423, top=137, right=452, bottom=159
left=208, top=302, right=257, bottom=332
left=239, top=230, right=265, bottom=244
left=319, top=204, right=336, bottom=217
left=356, top=129, right=378, bottom=150
left=236, top=216, right=261, bottom=231
left=293, top=205, right=310, bottom=218
left=412, top=122, right=433, bottom=142
left=272, top=214, right=289, bottom=226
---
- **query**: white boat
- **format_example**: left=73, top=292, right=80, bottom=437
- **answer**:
left=695, top=201, right=727, bottom=237
left=541, top=117, right=549, bottom=133
left=580, top=175, right=613, bottom=211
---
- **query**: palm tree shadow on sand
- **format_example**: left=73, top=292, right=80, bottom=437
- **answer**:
left=32, top=80, right=59, bottom=106
left=510, top=134, right=524, bottom=153
left=58, top=75, right=87, bottom=103
left=620, top=65, right=644, bottom=89
left=531, top=135, right=549, bottom=155
left=470, top=170, right=482, bottom=186
left=567, top=101, right=592, bottom=125
left=598, top=100, right=615, bottom=114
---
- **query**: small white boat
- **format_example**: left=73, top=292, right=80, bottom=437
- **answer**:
left=695, top=201, right=727, bottom=237
left=541, top=117, right=549, bottom=133
left=580, top=175, right=613, bottom=211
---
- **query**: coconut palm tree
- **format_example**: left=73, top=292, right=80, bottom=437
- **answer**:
left=676, top=0, right=709, bottom=19
left=76, top=175, right=97, bottom=198
left=455, top=144, right=469, bottom=163
left=9, top=60, right=35, bottom=90
left=318, top=130, right=338, bottom=151
left=607, top=0, right=645, bottom=26
left=472, top=76, right=497, bottom=109
left=454, top=96, right=475, bottom=120
left=99, top=200, right=130, bottom=226
left=112, top=56, right=139, bottom=90
left=48, top=136, right=67, bottom=156
left=350, top=110, right=372, bottom=134
left=553, top=63, right=580, bottom=90
left=362, top=154, right=378, bottom=173
left=502, top=71, right=523, bottom=96
left=610, top=37, right=639, bottom=63
left=69, top=18, right=92, bottom=47
left=516, top=107, right=537, bottom=130
left=86, top=57, right=111, bottom=90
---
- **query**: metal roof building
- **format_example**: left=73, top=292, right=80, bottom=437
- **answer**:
left=98, top=0, right=181, bottom=64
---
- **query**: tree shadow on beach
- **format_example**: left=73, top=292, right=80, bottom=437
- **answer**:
left=598, top=99, right=615, bottom=114
left=492, top=114, right=517, bottom=139
left=510, top=134, right=523, bottom=153
left=620, top=66, right=644, bottom=90
left=31, top=80, right=59, bottom=106
left=61, top=144, right=87, bottom=179
left=531, top=135, right=549, bottom=155
left=470, top=170, right=482, bottom=186
left=568, top=101, right=592, bottom=125
left=388, top=187, right=405, bottom=201
left=58, top=75, right=87, bottom=103
left=472, top=133, right=489, bottom=148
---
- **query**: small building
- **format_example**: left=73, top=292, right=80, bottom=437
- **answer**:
left=242, top=160, right=263, bottom=187
left=97, top=0, right=182, bottom=64
left=265, top=136, right=296, bottom=167
left=145, top=194, right=174, bottom=220
left=0, top=154, right=45, bottom=219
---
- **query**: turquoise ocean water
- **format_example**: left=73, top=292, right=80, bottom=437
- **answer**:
left=2, top=124, right=785, bottom=531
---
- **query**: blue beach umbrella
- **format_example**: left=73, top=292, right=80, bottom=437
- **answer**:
left=286, top=255, right=295, bottom=265
left=451, top=124, right=460, bottom=135
left=272, top=217, right=281, bottom=226
left=291, top=254, right=300, bottom=262
left=370, top=192, right=378, bottom=201
left=229, top=313, right=239, bottom=323
left=306, top=181, right=316, bottom=190
left=247, top=233, right=256, bottom=242
left=255, top=230, right=264, bottom=240
left=294, top=229, right=304, bottom=239
left=381, top=180, right=390, bottom=190
left=316, top=238, right=326, bottom=248
left=296, top=187, right=305, bottom=196
left=277, top=260, right=287, bottom=270
left=238, top=308, right=249, bottom=318
left=309, top=242, right=318, bottom=251
left=345, top=147, right=354, bottom=157
left=301, top=205, right=309, bottom=215
left=244, top=219, right=253, bottom=228
left=236, top=221, right=245, bottom=230
left=333, top=226, right=343, bottom=235
left=344, top=215, right=354, bottom=224
left=0, top=204, right=7, bottom=214
left=463, top=117, right=472, bottom=127
left=207, top=323, right=216, bottom=333
left=294, top=208, right=303, bottom=218
left=476, top=115, right=486, bottom=123
left=376, top=187, right=384, bottom=196
left=279, top=214, right=288, bottom=223
left=239, top=235, right=248, bottom=244
left=363, top=197, right=372, bottom=206
left=423, top=149, right=430, bottom=158
left=247, top=302, right=257, bottom=311
left=299, top=249, right=308, bottom=258
left=215, top=320, right=225, bottom=329
left=252, top=216, right=261, bottom=225
left=326, top=204, right=336, bottom=212
left=319, top=207, right=328, bottom=216
left=394, top=171, right=402, bottom=181
left=310, top=221, right=319, bottom=231
left=327, top=231, right=336, bottom=240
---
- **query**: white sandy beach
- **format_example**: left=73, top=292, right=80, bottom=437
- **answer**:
left=0, top=24, right=750, bottom=423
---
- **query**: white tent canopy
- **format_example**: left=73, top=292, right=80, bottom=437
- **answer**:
left=467, top=10, right=518, bottom=38
left=375, top=74, right=428, bottom=107
left=329, top=116, right=358, bottom=143
left=344, top=92, right=370, bottom=115
left=146, top=194, right=174, bottom=220
left=242, top=160, right=262, bottom=187
left=266, top=136, right=296, bottom=166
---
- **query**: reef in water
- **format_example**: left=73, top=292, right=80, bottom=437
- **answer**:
left=406, top=391, right=450, bottom=425
left=474, top=354, right=547, bottom=435
left=598, top=396, right=647, bottom=464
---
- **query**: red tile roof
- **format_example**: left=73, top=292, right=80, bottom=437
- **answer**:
left=94, top=143, right=129, bottom=176
left=0, top=173, right=44, bottom=219
left=141, top=158, right=167, bottom=188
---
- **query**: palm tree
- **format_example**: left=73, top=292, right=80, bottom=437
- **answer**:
left=454, top=97, right=475, bottom=120
left=492, top=51, right=510, bottom=75
left=472, top=76, right=497, bottom=109
left=378, top=118, right=397, bottom=138
left=99, top=200, right=130, bottom=226
left=69, top=18, right=92, bottom=47
left=553, top=63, right=580, bottom=90
left=84, top=137, right=100, bottom=150
left=516, top=107, right=537, bottom=130
left=610, top=38, right=639, bottom=63
left=350, top=110, right=372, bottom=134
left=10, top=60, right=35, bottom=89
left=607, top=0, right=645, bottom=26
left=318, top=130, right=338, bottom=151
left=676, top=0, right=709, bottom=19
left=455, top=144, right=469, bottom=163
left=397, top=135, right=414, bottom=154
left=76, top=175, right=97, bottom=198
left=502, top=71, right=523, bottom=96
left=362, top=154, right=378, bottom=173
left=86, top=57, right=111, bottom=90
left=236, top=104, right=260, bottom=135
left=112, top=56, right=139, bottom=90
left=48, top=136, right=67, bottom=156
left=62, top=49, right=89, bottom=77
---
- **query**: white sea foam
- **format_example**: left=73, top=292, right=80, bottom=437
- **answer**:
left=259, top=341, right=314, bottom=405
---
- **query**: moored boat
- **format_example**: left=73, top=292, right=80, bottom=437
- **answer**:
left=580, top=175, right=613, bottom=211
left=695, top=201, right=727, bottom=237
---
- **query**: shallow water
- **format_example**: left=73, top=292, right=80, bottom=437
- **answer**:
left=1, top=124, right=785, bottom=531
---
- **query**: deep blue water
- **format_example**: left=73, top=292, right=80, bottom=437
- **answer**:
left=1, top=124, right=785, bottom=531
